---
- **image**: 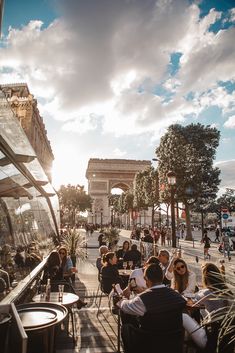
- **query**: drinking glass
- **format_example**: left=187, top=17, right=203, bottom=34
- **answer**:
left=40, top=284, right=46, bottom=300
left=129, top=261, right=133, bottom=269
left=123, top=262, right=127, bottom=272
left=58, top=284, right=64, bottom=302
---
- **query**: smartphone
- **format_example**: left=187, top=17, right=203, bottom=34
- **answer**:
left=114, top=283, right=123, bottom=296
left=129, top=278, right=137, bottom=289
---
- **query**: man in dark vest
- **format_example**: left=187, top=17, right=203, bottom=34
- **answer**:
left=118, top=263, right=186, bottom=353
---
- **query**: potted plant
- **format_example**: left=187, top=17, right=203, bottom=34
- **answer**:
left=104, top=227, right=120, bottom=250
left=61, top=228, right=87, bottom=267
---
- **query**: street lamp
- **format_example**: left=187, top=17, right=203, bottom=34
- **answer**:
left=167, top=171, right=177, bottom=248
left=100, top=208, right=103, bottom=230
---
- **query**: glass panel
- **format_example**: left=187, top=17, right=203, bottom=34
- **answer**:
left=0, top=93, right=36, bottom=159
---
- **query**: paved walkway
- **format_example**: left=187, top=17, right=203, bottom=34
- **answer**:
left=56, top=229, right=235, bottom=353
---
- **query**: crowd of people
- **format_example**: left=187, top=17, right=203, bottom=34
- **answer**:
left=95, top=238, right=233, bottom=353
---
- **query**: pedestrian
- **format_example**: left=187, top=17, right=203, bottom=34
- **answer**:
left=202, top=230, right=211, bottom=260
left=160, top=227, right=166, bottom=246
left=166, top=227, right=172, bottom=246
left=222, top=232, right=231, bottom=261
left=214, top=228, right=220, bottom=242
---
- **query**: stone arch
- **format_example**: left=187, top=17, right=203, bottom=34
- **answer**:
left=86, top=158, right=151, bottom=225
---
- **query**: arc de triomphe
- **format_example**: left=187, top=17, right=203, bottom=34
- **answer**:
left=86, top=158, right=151, bottom=225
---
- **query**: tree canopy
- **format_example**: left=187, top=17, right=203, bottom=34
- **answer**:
left=155, top=123, right=221, bottom=239
left=58, top=184, right=92, bottom=226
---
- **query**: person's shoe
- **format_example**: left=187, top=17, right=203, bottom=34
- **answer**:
left=77, top=300, right=88, bottom=309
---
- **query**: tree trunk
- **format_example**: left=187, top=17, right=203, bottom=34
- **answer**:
left=185, top=202, right=193, bottom=240
left=151, top=205, right=154, bottom=229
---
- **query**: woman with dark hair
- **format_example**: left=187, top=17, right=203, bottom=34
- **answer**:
left=42, top=250, right=63, bottom=283
left=58, top=246, right=77, bottom=280
left=101, top=252, right=123, bottom=294
left=166, top=258, right=197, bottom=297
left=116, top=241, right=130, bottom=260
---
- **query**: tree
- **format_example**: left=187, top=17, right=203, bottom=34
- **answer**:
left=217, top=188, right=235, bottom=212
left=156, top=123, right=221, bottom=240
left=134, top=167, right=159, bottom=227
left=58, top=184, right=92, bottom=226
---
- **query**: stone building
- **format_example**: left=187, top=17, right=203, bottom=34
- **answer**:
left=1, top=83, right=54, bottom=181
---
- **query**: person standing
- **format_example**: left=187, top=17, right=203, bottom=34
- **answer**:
left=214, top=227, right=220, bottom=242
left=222, top=232, right=231, bottom=261
left=202, top=230, right=211, bottom=260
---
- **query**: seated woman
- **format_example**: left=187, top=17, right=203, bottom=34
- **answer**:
left=194, top=262, right=231, bottom=315
left=58, top=246, right=77, bottom=281
left=183, top=263, right=231, bottom=350
left=101, top=252, right=123, bottom=294
left=116, top=241, right=130, bottom=268
left=166, top=258, right=197, bottom=297
left=42, top=250, right=63, bottom=283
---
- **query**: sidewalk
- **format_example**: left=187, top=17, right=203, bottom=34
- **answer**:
left=56, top=229, right=234, bottom=353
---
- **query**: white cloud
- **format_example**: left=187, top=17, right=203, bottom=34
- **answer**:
left=224, top=115, right=235, bottom=128
left=113, top=148, right=127, bottom=157
left=1, top=0, right=235, bottom=188
left=215, top=160, right=235, bottom=190
left=2, top=0, right=233, bottom=136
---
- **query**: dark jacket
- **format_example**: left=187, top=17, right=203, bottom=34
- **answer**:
left=124, top=249, right=141, bottom=267
left=101, top=264, right=122, bottom=294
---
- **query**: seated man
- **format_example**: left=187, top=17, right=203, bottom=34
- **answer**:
left=123, top=244, right=141, bottom=268
left=117, top=263, right=186, bottom=353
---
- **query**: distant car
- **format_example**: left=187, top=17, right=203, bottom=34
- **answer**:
left=206, top=225, right=216, bottom=231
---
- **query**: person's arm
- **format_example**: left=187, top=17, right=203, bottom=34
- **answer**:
left=117, top=295, right=146, bottom=316
left=182, top=271, right=197, bottom=296
left=165, top=252, right=177, bottom=279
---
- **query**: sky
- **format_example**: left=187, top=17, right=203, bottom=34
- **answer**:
left=0, top=0, right=235, bottom=193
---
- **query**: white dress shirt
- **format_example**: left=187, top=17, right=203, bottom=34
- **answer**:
left=118, top=284, right=165, bottom=316
left=129, top=268, right=146, bottom=288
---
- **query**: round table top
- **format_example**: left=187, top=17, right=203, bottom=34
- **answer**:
left=17, top=303, right=68, bottom=332
left=33, top=292, right=79, bottom=307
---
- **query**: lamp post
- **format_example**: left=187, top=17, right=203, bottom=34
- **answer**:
left=95, top=211, right=97, bottom=225
left=100, top=208, right=103, bottom=230
left=167, top=171, right=176, bottom=248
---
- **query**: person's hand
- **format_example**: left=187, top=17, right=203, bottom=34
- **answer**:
left=122, top=285, right=131, bottom=299
left=132, top=285, right=145, bottom=294
left=71, top=267, right=78, bottom=273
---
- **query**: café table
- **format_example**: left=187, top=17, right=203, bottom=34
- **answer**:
left=17, top=302, right=68, bottom=353
left=33, top=292, right=79, bottom=346
left=118, top=269, right=132, bottom=288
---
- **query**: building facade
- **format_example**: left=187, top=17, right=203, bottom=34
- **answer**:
left=1, top=83, right=54, bottom=181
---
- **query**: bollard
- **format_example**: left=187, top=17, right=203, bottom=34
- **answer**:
left=192, top=238, right=195, bottom=248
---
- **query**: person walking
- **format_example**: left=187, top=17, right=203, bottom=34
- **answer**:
left=202, top=230, right=211, bottom=260
left=222, top=232, right=231, bottom=261
left=214, top=227, right=220, bottom=242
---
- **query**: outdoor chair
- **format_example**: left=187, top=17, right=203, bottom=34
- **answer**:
left=121, top=323, right=184, bottom=353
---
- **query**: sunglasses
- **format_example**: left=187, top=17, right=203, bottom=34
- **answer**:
left=59, top=252, right=66, bottom=255
left=175, top=265, right=185, bottom=271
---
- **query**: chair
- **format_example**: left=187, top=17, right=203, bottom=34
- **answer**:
left=121, top=323, right=184, bottom=353
left=96, top=274, right=111, bottom=317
